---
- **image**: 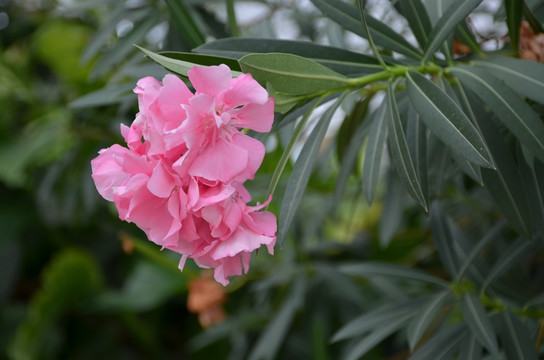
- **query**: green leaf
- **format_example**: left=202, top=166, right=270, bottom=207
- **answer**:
left=499, top=310, right=538, bottom=360
left=406, top=101, right=429, bottom=206
left=331, top=300, right=424, bottom=342
left=407, top=290, right=453, bottom=350
left=333, top=106, right=372, bottom=211
left=248, top=275, right=305, bottom=360
left=455, top=221, right=507, bottom=282
left=450, top=65, right=544, bottom=163
left=523, top=2, right=544, bottom=34
left=460, top=292, right=499, bottom=354
left=278, top=93, right=347, bottom=244
left=422, top=0, right=482, bottom=63
left=91, top=13, right=159, bottom=78
left=398, top=0, right=433, bottom=48
left=158, top=51, right=241, bottom=71
left=430, top=202, right=459, bottom=278
left=474, top=57, right=544, bottom=105
left=474, top=109, right=533, bottom=237
left=69, top=83, right=134, bottom=108
left=225, top=0, right=239, bottom=37
left=505, top=0, right=524, bottom=54
left=408, top=323, right=466, bottom=360
left=239, top=53, right=349, bottom=96
left=195, top=38, right=385, bottom=76
left=378, top=171, right=406, bottom=247
left=136, top=46, right=242, bottom=78
left=482, top=238, right=533, bottom=291
left=458, top=335, right=482, bottom=360
left=387, top=84, right=428, bottom=211
left=362, top=105, right=388, bottom=205
left=311, top=0, right=422, bottom=60
left=163, top=0, right=205, bottom=48
left=406, top=70, right=494, bottom=168
left=339, top=262, right=450, bottom=288
left=267, top=97, right=323, bottom=198
left=337, top=96, right=371, bottom=163
left=344, top=312, right=414, bottom=360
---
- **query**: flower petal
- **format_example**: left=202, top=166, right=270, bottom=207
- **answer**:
left=188, top=65, right=232, bottom=97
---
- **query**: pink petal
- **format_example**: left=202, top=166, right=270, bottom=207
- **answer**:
left=188, top=65, right=232, bottom=97
left=223, top=73, right=269, bottom=106
left=230, top=133, right=265, bottom=183
left=189, top=137, right=249, bottom=183
left=147, top=161, right=178, bottom=198
left=230, top=98, right=275, bottom=132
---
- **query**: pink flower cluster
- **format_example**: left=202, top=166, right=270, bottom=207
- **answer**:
left=91, top=65, right=276, bottom=285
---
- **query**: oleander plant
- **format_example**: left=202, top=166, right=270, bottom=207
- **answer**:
left=3, top=0, right=544, bottom=359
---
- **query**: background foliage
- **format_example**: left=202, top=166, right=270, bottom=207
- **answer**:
left=2, top=0, right=544, bottom=359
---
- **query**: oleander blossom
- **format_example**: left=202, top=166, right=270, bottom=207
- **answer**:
left=91, top=64, right=276, bottom=285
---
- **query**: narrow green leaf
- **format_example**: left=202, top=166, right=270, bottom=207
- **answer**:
left=408, top=323, right=466, bottom=360
left=461, top=292, right=499, bottom=354
left=311, top=0, right=422, bottom=59
left=455, top=21, right=485, bottom=58
left=474, top=109, right=533, bottom=237
left=455, top=221, right=507, bottom=283
left=163, top=0, right=205, bottom=48
left=378, top=171, right=406, bottom=247
left=337, top=96, right=371, bottom=163
left=407, top=290, right=453, bottom=350
left=239, top=53, right=349, bottom=96
left=406, top=106, right=430, bottom=207
left=499, top=310, right=538, bottom=360
left=332, top=300, right=424, bottom=342
left=430, top=202, right=459, bottom=278
left=398, top=0, right=433, bottom=48
left=362, top=105, right=387, bottom=205
left=422, top=0, right=482, bottom=63
left=158, top=51, right=241, bottom=71
left=267, top=97, right=323, bottom=198
left=69, top=84, right=134, bottom=108
left=518, top=156, right=544, bottom=237
left=450, top=65, right=544, bottom=162
left=225, top=0, right=239, bottom=37
left=458, top=335, right=482, bottom=360
left=339, top=262, right=450, bottom=288
left=523, top=2, right=544, bottom=34
left=91, top=14, right=159, bottom=78
left=406, top=70, right=494, bottom=168
left=248, top=275, right=305, bottom=360
left=333, top=106, right=372, bottom=211
left=278, top=94, right=347, bottom=244
left=474, top=57, right=544, bottom=105
left=356, top=0, right=388, bottom=69
left=387, top=84, right=428, bottom=211
left=482, top=238, right=532, bottom=291
left=505, top=0, right=524, bottom=54
left=345, top=312, right=414, bottom=360
left=136, top=46, right=242, bottom=78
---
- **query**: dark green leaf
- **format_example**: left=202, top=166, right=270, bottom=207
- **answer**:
left=362, top=105, right=388, bottom=205
left=158, top=51, right=241, bottom=71
left=505, top=0, right=524, bottom=54
left=332, top=300, right=424, bottom=342
left=339, top=262, right=450, bottom=288
left=518, top=157, right=544, bottom=237
left=408, top=323, right=466, bottom=360
left=474, top=57, right=544, bottom=105
left=523, top=2, right=544, bottom=34
left=69, top=84, right=134, bottom=108
left=398, top=0, right=433, bottom=48
left=337, top=96, right=371, bottom=162
left=458, top=335, right=482, bottom=360
left=450, top=65, right=544, bottom=162
left=423, top=0, right=482, bottom=62
left=406, top=70, right=494, bottom=168
left=387, top=84, right=428, bottom=211
left=163, top=0, right=205, bottom=48
left=482, top=237, right=533, bottom=290
left=430, top=202, right=459, bottom=278
left=239, top=53, right=349, bottom=96
left=461, top=292, right=499, bottom=354
left=455, top=21, right=485, bottom=58
left=247, top=275, right=305, bottom=360
left=455, top=221, right=507, bottom=282
left=278, top=93, right=346, bottom=244
left=378, top=171, right=406, bottom=247
left=91, top=14, right=159, bottom=78
left=499, top=310, right=538, bottom=360
left=474, top=109, right=533, bottom=237
left=311, top=0, right=422, bottom=59
left=407, top=290, right=453, bottom=350
left=406, top=104, right=429, bottom=206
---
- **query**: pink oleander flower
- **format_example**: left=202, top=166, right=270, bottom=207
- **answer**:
left=91, top=64, right=276, bottom=285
